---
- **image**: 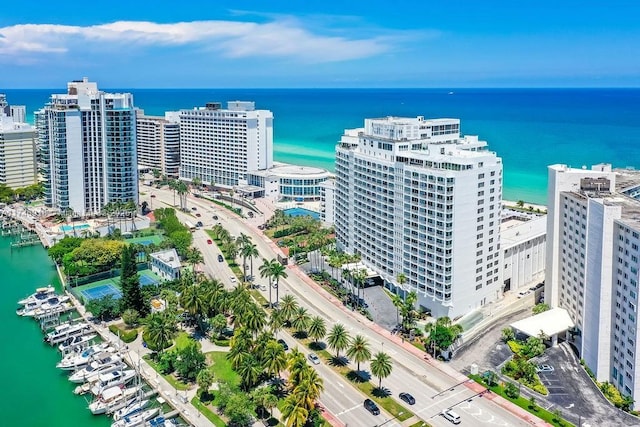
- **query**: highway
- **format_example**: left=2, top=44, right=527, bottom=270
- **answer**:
left=143, top=186, right=534, bottom=427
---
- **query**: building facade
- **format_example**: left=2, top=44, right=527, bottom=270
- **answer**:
left=136, top=111, right=180, bottom=178
left=36, top=78, right=138, bottom=217
left=335, top=116, right=503, bottom=318
left=150, top=248, right=181, bottom=281
left=179, top=101, right=273, bottom=188
left=546, top=163, right=640, bottom=408
left=9, top=105, right=26, bottom=124
left=501, top=213, right=546, bottom=292
left=320, top=178, right=336, bottom=226
left=246, top=162, right=331, bottom=201
left=0, top=115, right=38, bottom=189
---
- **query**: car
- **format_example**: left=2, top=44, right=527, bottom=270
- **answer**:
left=207, top=239, right=213, bottom=245
left=196, top=221, right=203, bottom=227
left=217, top=254, right=224, bottom=262
left=259, top=284, right=267, bottom=291
left=399, top=392, right=415, bottom=405
left=530, top=282, right=545, bottom=291
left=308, top=353, right=321, bottom=365
left=195, top=213, right=201, bottom=217
left=442, top=409, right=461, bottom=424
left=212, top=215, right=218, bottom=220
left=277, top=339, right=289, bottom=351
left=364, top=399, right=380, bottom=416
left=536, top=364, right=554, bottom=373
left=230, top=276, right=237, bottom=283
left=191, top=207, right=197, bottom=211
left=517, top=290, right=531, bottom=298
left=150, top=194, right=156, bottom=198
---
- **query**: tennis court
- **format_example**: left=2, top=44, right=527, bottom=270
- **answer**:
left=139, top=272, right=160, bottom=286
left=80, top=283, right=122, bottom=301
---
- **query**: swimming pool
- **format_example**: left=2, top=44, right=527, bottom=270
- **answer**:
left=60, top=223, right=90, bottom=232
left=283, top=207, right=320, bottom=220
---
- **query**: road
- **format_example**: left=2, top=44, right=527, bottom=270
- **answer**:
left=144, top=186, right=537, bottom=427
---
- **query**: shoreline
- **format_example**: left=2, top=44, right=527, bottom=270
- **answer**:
left=503, top=199, right=547, bottom=212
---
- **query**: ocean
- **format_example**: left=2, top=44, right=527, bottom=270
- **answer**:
left=5, top=88, right=640, bottom=204
left=0, top=235, right=110, bottom=427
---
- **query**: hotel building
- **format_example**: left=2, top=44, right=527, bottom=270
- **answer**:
left=179, top=101, right=273, bottom=188
left=335, top=116, right=503, bottom=318
left=246, top=162, right=331, bottom=201
left=546, top=164, right=640, bottom=408
left=36, top=78, right=138, bottom=217
left=0, top=115, right=38, bottom=189
left=136, top=111, right=180, bottom=178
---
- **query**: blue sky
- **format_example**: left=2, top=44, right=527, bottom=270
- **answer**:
left=1, top=1, right=638, bottom=88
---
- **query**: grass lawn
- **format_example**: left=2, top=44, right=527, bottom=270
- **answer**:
left=174, top=331, right=200, bottom=351
left=143, top=354, right=191, bottom=391
left=191, top=396, right=226, bottom=427
left=469, top=374, right=574, bottom=427
left=250, top=289, right=269, bottom=306
left=206, top=351, right=240, bottom=387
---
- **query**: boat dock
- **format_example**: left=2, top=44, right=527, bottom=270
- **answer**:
left=1, top=207, right=57, bottom=248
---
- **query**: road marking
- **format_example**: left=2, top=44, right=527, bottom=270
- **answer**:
left=336, top=404, right=361, bottom=416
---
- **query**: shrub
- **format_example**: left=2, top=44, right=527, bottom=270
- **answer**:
left=501, top=327, right=515, bottom=342
left=504, top=382, right=520, bottom=399
left=531, top=382, right=549, bottom=395
left=109, top=324, right=138, bottom=343
left=214, top=339, right=230, bottom=347
left=507, top=340, right=525, bottom=355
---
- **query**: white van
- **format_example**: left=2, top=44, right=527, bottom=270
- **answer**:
left=442, top=409, right=461, bottom=424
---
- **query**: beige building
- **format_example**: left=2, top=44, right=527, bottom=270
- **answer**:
left=0, top=115, right=38, bottom=189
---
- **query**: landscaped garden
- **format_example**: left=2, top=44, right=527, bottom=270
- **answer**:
left=500, top=327, right=549, bottom=395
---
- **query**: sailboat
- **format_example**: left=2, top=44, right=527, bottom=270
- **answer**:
left=111, top=408, right=160, bottom=427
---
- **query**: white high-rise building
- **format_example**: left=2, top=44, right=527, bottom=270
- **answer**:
left=179, top=101, right=273, bottom=188
left=36, top=78, right=138, bottom=217
left=9, top=105, right=26, bottom=124
left=546, top=164, right=640, bottom=407
left=136, top=111, right=180, bottom=178
left=335, top=116, right=503, bottom=318
left=0, top=115, right=38, bottom=189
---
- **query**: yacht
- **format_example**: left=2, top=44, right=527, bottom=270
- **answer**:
left=58, top=333, right=96, bottom=353
left=88, top=385, right=143, bottom=415
left=148, top=417, right=182, bottom=427
left=57, top=343, right=115, bottom=371
left=17, top=285, right=56, bottom=305
left=112, top=398, right=150, bottom=421
left=111, top=408, right=160, bottom=427
left=44, top=322, right=91, bottom=345
left=89, top=369, right=137, bottom=396
left=18, top=295, right=70, bottom=316
left=69, top=357, right=125, bottom=384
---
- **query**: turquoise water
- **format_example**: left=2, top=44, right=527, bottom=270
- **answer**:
left=0, top=235, right=110, bottom=427
left=60, top=223, right=90, bottom=232
left=284, top=207, right=321, bottom=219
left=6, top=88, right=640, bottom=204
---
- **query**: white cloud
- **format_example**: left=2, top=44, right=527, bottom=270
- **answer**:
left=0, top=18, right=409, bottom=63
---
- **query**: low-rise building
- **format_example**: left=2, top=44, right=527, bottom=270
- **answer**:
left=246, top=162, right=332, bottom=201
left=150, top=248, right=181, bottom=281
left=501, top=212, right=546, bottom=293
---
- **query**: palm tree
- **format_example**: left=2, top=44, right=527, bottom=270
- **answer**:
left=370, top=351, right=393, bottom=388
left=269, top=260, right=288, bottom=306
left=281, top=396, right=308, bottom=427
left=176, top=180, right=189, bottom=211
left=307, top=316, right=327, bottom=345
left=259, top=258, right=275, bottom=307
left=144, top=312, right=176, bottom=353
left=185, top=247, right=204, bottom=272
left=251, top=386, right=276, bottom=419
left=263, top=340, right=287, bottom=378
left=237, top=355, right=263, bottom=391
left=352, top=269, right=367, bottom=309
left=346, top=335, right=371, bottom=372
left=237, top=233, right=253, bottom=282
left=391, top=293, right=403, bottom=327
left=290, top=307, right=311, bottom=336
left=279, top=294, right=298, bottom=325
left=243, top=305, right=267, bottom=336
left=269, top=308, right=286, bottom=336
left=293, top=368, right=324, bottom=411
left=327, top=323, right=351, bottom=359
left=246, top=243, right=259, bottom=279
left=192, top=176, right=202, bottom=195
left=196, top=369, right=214, bottom=395
left=168, top=179, right=178, bottom=206
left=180, top=283, right=206, bottom=330
left=401, top=291, right=418, bottom=331
left=263, top=392, right=279, bottom=420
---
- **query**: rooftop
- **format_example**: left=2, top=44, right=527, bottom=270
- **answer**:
left=501, top=215, right=547, bottom=248
left=248, top=162, right=332, bottom=179
left=510, top=307, right=575, bottom=338
left=150, top=248, right=181, bottom=269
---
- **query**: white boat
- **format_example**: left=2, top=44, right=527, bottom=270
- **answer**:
left=18, top=295, right=70, bottom=316
left=58, top=333, right=96, bottom=353
left=88, top=385, right=143, bottom=415
left=147, top=417, right=182, bottom=427
left=17, top=285, right=56, bottom=305
left=112, top=408, right=160, bottom=427
left=89, top=369, right=137, bottom=396
left=59, top=346, right=117, bottom=372
left=70, top=358, right=125, bottom=384
left=112, top=398, right=150, bottom=421
left=44, top=322, right=91, bottom=345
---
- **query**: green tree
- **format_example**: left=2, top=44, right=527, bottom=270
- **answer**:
left=279, top=294, right=299, bottom=324
left=268, top=259, right=288, bottom=306
left=121, top=308, right=140, bottom=327
left=120, top=244, right=147, bottom=315
left=290, top=306, right=311, bottom=336
left=327, top=323, right=350, bottom=359
left=237, top=354, right=263, bottom=391
left=504, top=382, right=520, bottom=399
left=307, top=316, right=327, bottom=345
left=370, top=351, right=393, bottom=388
left=224, top=391, right=256, bottom=426
left=281, top=396, right=308, bottom=427
left=144, top=312, right=176, bottom=353
left=86, top=295, right=120, bottom=321
left=196, top=368, right=215, bottom=395
left=346, top=334, right=371, bottom=371
left=523, top=336, right=545, bottom=358
left=208, top=313, right=227, bottom=339
left=263, top=340, right=288, bottom=378
left=501, top=327, right=516, bottom=342
left=175, top=340, right=206, bottom=382
left=259, top=258, right=275, bottom=307
left=533, top=303, right=550, bottom=315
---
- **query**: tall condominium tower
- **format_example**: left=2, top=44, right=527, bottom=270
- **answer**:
left=546, top=164, right=640, bottom=407
left=36, top=78, right=138, bottom=217
left=0, top=115, right=38, bottom=189
left=335, top=116, right=503, bottom=318
left=179, top=101, right=273, bottom=187
left=136, top=111, right=180, bottom=178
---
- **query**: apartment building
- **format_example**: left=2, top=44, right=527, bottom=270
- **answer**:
left=136, top=111, right=180, bottom=178
left=179, top=101, right=273, bottom=188
left=335, top=116, right=503, bottom=318
left=0, top=115, right=38, bottom=189
left=546, top=163, right=640, bottom=408
left=36, top=78, right=138, bottom=217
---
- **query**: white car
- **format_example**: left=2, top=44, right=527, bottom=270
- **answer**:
left=517, top=290, right=531, bottom=298
left=230, top=276, right=237, bottom=283
left=536, top=364, right=554, bottom=373
left=308, top=353, right=321, bottom=365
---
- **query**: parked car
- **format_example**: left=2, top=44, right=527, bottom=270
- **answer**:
left=364, top=399, right=380, bottom=416
left=217, top=254, right=224, bottom=262
left=277, top=339, right=289, bottom=351
left=230, top=276, right=237, bottom=283
left=196, top=221, right=203, bottom=227
left=529, top=282, right=544, bottom=291
left=195, top=213, right=201, bottom=217
left=207, top=239, right=213, bottom=245
left=517, top=290, right=531, bottom=298
left=536, top=364, right=554, bottom=373
left=442, top=409, right=461, bottom=424
left=213, top=215, right=218, bottom=220
left=191, top=207, right=197, bottom=211
left=399, top=392, right=415, bottom=405
left=308, top=353, right=321, bottom=365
